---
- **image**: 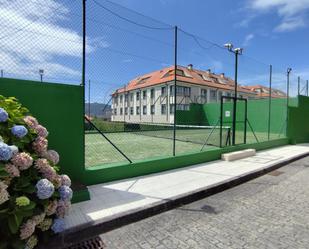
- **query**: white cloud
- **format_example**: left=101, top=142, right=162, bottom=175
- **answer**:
left=243, top=33, right=255, bottom=46
left=248, top=0, right=309, bottom=32
left=0, top=0, right=107, bottom=82
left=274, top=17, right=306, bottom=32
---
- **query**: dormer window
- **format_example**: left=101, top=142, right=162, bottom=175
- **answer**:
left=137, top=76, right=151, bottom=84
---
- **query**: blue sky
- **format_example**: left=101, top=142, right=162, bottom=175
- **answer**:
left=1, top=0, right=309, bottom=101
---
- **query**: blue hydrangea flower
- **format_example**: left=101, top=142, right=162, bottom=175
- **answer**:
left=58, top=186, right=73, bottom=201
left=51, top=218, right=65, bottom=233
left=11, top=125, right=28, bottom=138
left=35, top=179, right=54, bottom=199
left=0, top=108, right=8, bottom=122
left=0, top=142, right=13, bottom=161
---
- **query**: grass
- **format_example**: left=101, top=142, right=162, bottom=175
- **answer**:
left=85, top=129, right=286, bottom=167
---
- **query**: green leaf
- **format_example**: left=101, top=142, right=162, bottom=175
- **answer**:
left=19, top=201, right=36, bottom=211
left=0, top=208, right=8, bottom=214
left=8, top=215, right=18, bottom=234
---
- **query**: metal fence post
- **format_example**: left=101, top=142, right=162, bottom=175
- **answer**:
left=307, top=80, right=309, bottom=96
left=88, top=80, right=91, bottom=117
left=173, top=25, right=178, bottom=156
left=298, top=76, right=300, bottom=96
left=268, top=65, right=272, bottom=140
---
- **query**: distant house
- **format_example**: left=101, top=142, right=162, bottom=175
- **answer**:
left=111, top=65, right=285, bottom=124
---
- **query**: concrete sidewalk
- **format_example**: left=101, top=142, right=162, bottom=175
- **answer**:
left=62, top=144, right=309, bottom=244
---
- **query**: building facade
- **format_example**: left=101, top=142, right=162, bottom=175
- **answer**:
left=111, top=65, right=284, bottom=124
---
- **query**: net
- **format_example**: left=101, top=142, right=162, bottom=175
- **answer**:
left=124, top=123, right=231, bottom=147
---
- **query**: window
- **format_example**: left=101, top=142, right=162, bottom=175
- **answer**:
left=210, top=90, right=217, bottom=102
left=218, top=91, right=222, bottom=101
left=125, top=94, right=128, bottom=102
left=130, top=93, right=133, bottom=101
left=151, top=105, right=155, bottom=114
left=130, top=107, right=134, bottom=115
left=170, top=104, right=190, bottom=114
left=120, top=108, right=123, bottom=115
left=161, top=104, right=166, bottom=114
left=143, top=90, right=147, bottom=100
left=161, top=86, right=166, bottom=96
left=125, top=107, right=128, bottom=115
left=170, top=86, right=191, bottom=96
left=136, top=106, right=140, bottom=115
left=170, top=104, right=174, bottom=114
left=201, top=89, right=207, bottom=98
left=136, top=92, right=140, bottom=101
left=143, top=105, right=147, bottom=115
left=150, top=89, right=155, bottom=99
left=114, top=96, right=118, bottom=105
left=113, top=109, right=117, bottom=115
left=120, top=95, right=123, bottom=103
left=184, top=87, right=191, bottom=96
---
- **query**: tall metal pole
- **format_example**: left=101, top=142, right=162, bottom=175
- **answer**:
left=88, top=80, right=91, bottom=118
left=82, top=0, right=86, bottom=166
left=232, top=51, right=239, bottom=146
left=82, top=0, right=86, bottom=87
left=173, top=26, right=178, bottom=156
left=286, top=68, right=291, bottom=135
left=307, top=80, right=308, bottom=96
left=268, top=65, right=272, bottom=140
left=298, top=76, right=300, bottom=96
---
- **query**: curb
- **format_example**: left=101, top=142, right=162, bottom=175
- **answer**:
left=41, top=152, right=309, bottom=248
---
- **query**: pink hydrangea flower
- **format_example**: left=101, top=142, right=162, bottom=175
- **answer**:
left=34, top=158, right=50, bottom=170
left=53, top=175, right=62, bottom=189
left=34, top=125, right=49, bottom=138
left=43, top=150, right=59, bottom=165
left=45, top=199, right=58, bottom=216
left=20, top=220, right=36, bottom=240
left=60, top=174, right=71, bottom=187
left=41, top=166, right=57, bottom=182
left=23, top=116, right=38, bottom=129
left=56, top=200, right=71, bottom=218
left=5, top=163, right=20, bottom=177
left=11, top=152, right=33, bottom=170
left=31, top=213, right=46, bottom=226
left=32, top=137, right=48, bottom=155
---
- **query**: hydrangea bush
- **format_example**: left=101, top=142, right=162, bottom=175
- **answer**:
left=0, top=96, right=72, bottom=249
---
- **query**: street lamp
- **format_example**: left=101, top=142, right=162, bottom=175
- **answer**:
left=39, top=69, right=44, bottom=83
left=224, top=43, right=243, bottom=146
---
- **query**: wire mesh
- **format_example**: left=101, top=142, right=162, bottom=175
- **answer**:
left=0, top=0, right=82, bottom=84
left=1, top=0, right=303, bottom=167
left=176, top=29, right=234, bottom=152
left=85, top=0, right=175, bottom=167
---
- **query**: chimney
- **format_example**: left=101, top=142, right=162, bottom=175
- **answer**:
left=187, top=64, right=193, bottom=70
left=206, top=69, right=211, bottom=74
left=220, top=73, right=225, bottom=78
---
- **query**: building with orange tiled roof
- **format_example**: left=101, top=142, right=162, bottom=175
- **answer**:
left=111, top=65, right=284, bottom=124
left=243, top=85, right=286, bottom=98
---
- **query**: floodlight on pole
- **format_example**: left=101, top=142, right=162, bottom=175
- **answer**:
left=224, top=42, right=244, bottom=146
left=39, top=69, right=44, bottom=83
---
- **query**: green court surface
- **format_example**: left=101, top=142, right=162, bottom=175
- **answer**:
left=85, top=130, right=285, bottom=167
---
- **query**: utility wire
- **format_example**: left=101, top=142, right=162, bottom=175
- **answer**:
left=92, top=0, right=173, bottom=30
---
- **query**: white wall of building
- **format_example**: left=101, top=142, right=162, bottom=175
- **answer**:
left=111, top=82, right=255, bottom=124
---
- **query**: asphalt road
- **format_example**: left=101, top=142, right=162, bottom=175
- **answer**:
left=101, top=156, right=309, bottom=249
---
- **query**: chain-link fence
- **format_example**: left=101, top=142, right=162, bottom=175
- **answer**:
left=0, top=0, right=83, bottom=84
left=1, top=0, right=306, bottom=168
